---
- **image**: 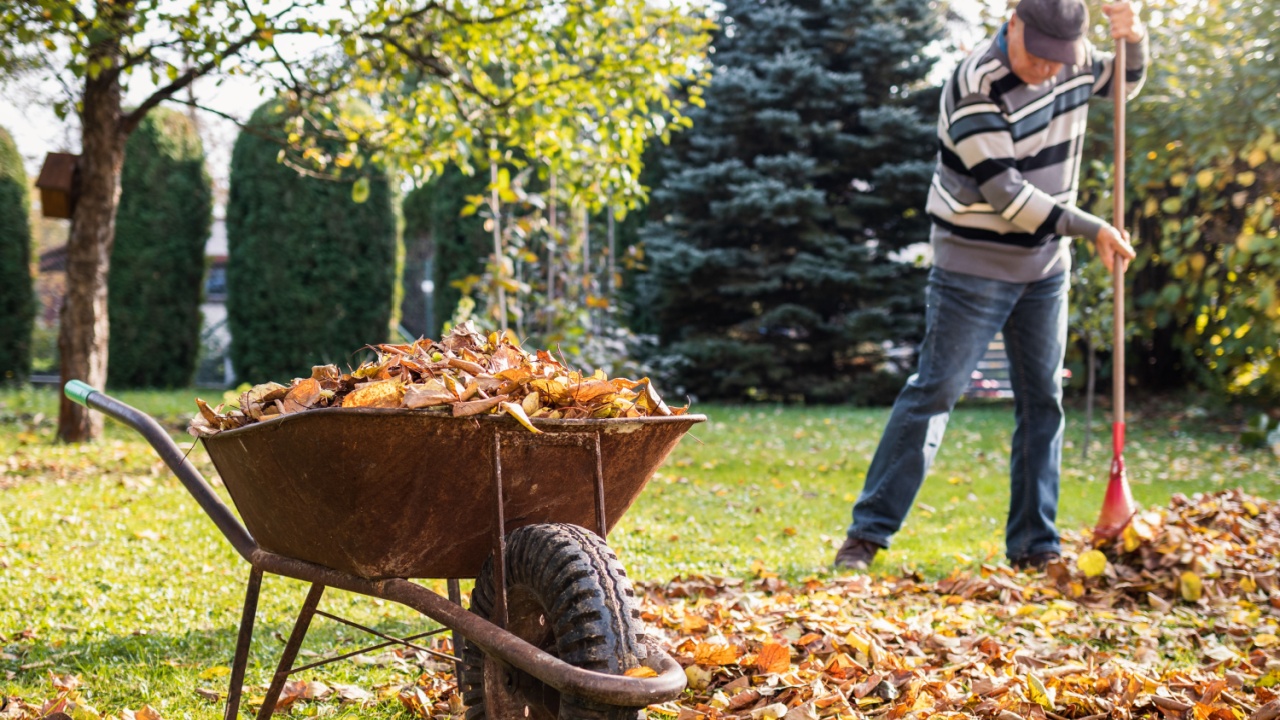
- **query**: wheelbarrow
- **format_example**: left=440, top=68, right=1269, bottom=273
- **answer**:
left=63, top=380, right=705, bottom=720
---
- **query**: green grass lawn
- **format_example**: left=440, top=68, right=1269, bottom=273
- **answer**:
left=1, top=386, right=1276, bottom=715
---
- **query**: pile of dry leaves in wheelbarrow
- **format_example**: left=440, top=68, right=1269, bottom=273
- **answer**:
left=5, top=492, right=1277, bottom=720
left=189, top=321, right=684, bottom=437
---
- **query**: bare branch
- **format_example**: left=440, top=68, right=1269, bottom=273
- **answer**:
left=383, top=0, right=542, bottom=29
left=119, top=0, right=314, bottom=134
left=162, top=96, right=249, bottom=127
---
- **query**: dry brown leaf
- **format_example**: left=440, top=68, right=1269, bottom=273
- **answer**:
left=453, top=395, right=508, bottom=418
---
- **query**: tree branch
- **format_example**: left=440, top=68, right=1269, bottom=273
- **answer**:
left=120, top=32, right=260, bottom=135
left=119, top=0, right=311, bottom=134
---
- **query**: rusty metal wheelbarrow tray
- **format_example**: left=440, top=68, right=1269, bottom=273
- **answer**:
left=202, top=407, right=695, bottom=580
left=63, top=380, right=703, bottom=719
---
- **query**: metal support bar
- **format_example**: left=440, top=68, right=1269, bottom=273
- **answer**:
left=591, top=432, right=607, bottom=538
left=224, top=568, right=262, bottom=720
left=447, top=579, right=464, bottom=681
left=256, top=583, right=325, bottom=720
left=288, top=624, right=450, bottom=675
left=309, top=611, right=460, bottom=665
left=491, top=431, right=508, bottom=630
left=251, top=550, right=688, bottom=707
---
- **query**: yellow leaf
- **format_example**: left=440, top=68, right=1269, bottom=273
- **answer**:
left=624, top=666, right=659, bottom=678
left=351, top=177, right=370, bottom=204
left=1122, top=523, right=1142, bottom=552
left=1180, top=571, right=1203, bottom=602
left=1248, top=147, right=1267, bottom=167
left=1077, top=550, right=1108, bottom=578
left=1195, top=169, right=1215, bottom=188
left=1237, top=171, right=1257, bottom=187
left=844, top=631, right=871, bottom=656
left=1026, top=673, right=1055, bottom=710
left=200, top=666, right=232, bottom=680
left=1241, top=576, right=1257, bottom=593
left=500, top=401, right=542, bottom=434
left=1255, top=633, right=1279, bottom=648
left=1171, top=172, right=1188, bottom=187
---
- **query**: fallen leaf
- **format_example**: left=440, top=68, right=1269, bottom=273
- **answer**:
left=1026, top=673, right=1055, bottom=710
left=1077, top=549, right=1108, bottom=577
left=1181, top=571, right=1204, bottom=602
left=755, top=642, right=790, bottom=675
left=693, top=642, right=741, bottom=667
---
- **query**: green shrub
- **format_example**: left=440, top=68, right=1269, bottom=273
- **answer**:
left=226, top=99, right=397, bottom=383
left=0, top=125, right=35, bottom=384
left=107, top=108, right=213, bottom=388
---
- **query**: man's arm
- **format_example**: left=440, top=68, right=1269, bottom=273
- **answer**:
left=1092, top=1, right=1148, bottom=100
left=943, top=96, right=1107, bottom=241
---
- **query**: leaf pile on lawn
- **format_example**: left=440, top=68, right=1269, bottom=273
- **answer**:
left=625, top=491, right=1279, bottom=720
left=1053, top=489, right=1280, bottom=608
left=5, top=492, right=1278, bottom=720
left=189, top=321, right=684, bottom=437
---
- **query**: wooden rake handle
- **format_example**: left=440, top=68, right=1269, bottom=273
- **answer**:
left=1112, top=38, right=1127, bottom=428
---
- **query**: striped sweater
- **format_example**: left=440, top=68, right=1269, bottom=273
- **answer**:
left=927, top=24, right=1148, bottom=282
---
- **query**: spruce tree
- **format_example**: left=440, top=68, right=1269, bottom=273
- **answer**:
left=641, top=0, right=940, bottom=403
left=108, top=108, right=212, bottom=388
left=0, top=126, right=34, bottom=384
left=227, top=99, right=397, bottom=383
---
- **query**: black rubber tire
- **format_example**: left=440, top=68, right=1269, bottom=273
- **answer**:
left=460, top=523, right=648, bottom=720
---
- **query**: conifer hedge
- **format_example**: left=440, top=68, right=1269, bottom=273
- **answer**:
left=0, top=125, right=35, bottom=384
left=108, top=108, right=212, bottom=388
left=227, top=99, right=396, bottom=383
left=400, top=168, right=488, bottom=338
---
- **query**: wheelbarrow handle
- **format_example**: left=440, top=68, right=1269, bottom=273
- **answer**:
left=64, top=380, right=259, bottom=562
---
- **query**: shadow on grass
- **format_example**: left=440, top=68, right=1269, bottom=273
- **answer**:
left=5, top=584, right=453, bottom=694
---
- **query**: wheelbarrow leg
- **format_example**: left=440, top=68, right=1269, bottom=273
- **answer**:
left=256, top=583, right=325, bottom=720
left=447, top=578, right=464, bottom=682
left=225, top=568, right=263, bottom=720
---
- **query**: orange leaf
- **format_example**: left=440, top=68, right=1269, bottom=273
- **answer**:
left=693, top=642, right=742, bottom=667
left=754, top=642, right=791, bottom=675
left=624, top=666, right=659, bottom=678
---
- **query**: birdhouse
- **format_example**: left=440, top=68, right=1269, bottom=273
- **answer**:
left=35, top=153, right=80, bottom=219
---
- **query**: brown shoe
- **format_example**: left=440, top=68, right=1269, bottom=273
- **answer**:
left=834, top=537, right=882, bottom=571
left=1011, top=551, right=1062, bottom=572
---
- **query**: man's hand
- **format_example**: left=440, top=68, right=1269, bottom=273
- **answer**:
left=1095, top=224, right=1136, bottom=273
left=1102, top=2, right=1145, bottom=43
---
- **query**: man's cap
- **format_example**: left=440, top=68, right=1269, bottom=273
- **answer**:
left=1015, top=0, right=1089, bottom=66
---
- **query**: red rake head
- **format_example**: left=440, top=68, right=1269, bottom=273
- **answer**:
left=1094, top=422, right=1137, bottom=541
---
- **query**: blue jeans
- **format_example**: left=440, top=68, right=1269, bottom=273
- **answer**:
left=847, top=266, right=1068, bottom=562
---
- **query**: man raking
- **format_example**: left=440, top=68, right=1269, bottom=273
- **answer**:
left=835, top=0, right=1146, bottom=572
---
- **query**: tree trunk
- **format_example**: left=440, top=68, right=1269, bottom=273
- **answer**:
left=58, top=70, right=124, bottom=442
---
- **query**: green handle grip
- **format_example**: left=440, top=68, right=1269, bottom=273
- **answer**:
left=64, top=380, right=99, bottom=406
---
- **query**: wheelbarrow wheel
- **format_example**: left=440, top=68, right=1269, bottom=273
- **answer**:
left=461, top=523, right=648, bottom=720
